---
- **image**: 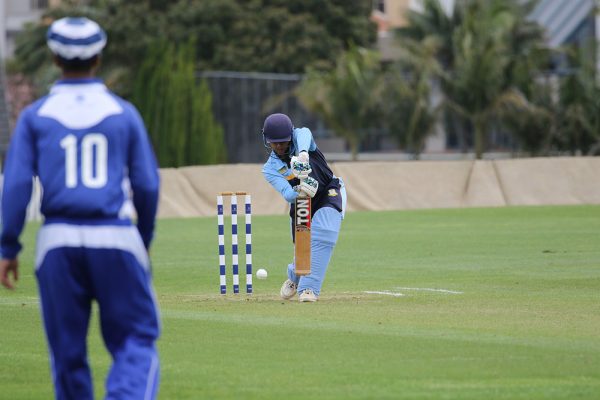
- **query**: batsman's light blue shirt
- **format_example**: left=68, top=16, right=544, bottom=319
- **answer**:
left=262, top=126, right=344, bottom=221
left=1, top=78, right=159, bottom=259
left=262, top=127, right=315, bottom=203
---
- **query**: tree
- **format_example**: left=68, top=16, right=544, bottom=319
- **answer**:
left=9, top=2, right=165, bottom=97
left=132, top=41, right=226, bottom=167
left=384, top=38, right=442, bottom=158
left=500, top=77, right=556, bottom=156
left=167, top=0, right=376, bottom=73
left=555, top=47, right=600, bottom=155
left=396, top=0, right=549, bottom=158
left=11, top=0, right=377, bottom=95
left=190, top=79, right=228, bottom=165
left=443, top=1, right=520, bottom=158
left=395, top=0, right=472, bottom=153
left=296, top=45, right=382, bottom=160
left=396, top=0, right=462, bottom=68
left=9, top=0, right=376, bottom=165
left=496, top=0, right=553, bottom=156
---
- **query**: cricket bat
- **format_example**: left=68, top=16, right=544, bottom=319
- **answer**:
left=294, top=196, right=311, bottom=276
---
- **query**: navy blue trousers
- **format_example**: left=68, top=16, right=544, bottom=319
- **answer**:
left=35, top=224, right=160, bottom=400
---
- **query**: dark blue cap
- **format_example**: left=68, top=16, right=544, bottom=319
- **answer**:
left=262, top=113, right=293, bottom=143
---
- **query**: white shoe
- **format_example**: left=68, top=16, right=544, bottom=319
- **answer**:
left=280, top=279, right=298, bottom=300
left=299, top=289, right=318, bottom=302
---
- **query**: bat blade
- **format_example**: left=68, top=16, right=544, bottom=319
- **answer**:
left=294, top=196, right=311, bottom=276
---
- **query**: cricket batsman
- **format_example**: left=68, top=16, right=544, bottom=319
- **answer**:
left=261, top=113, right=346, bottom=302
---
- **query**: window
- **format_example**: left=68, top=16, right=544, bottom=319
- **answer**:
left=31, top=0, right=49, bottom=9
left=373, top=0, right=385, bottom=13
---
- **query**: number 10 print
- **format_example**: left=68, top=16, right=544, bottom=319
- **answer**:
left=60, top=133, right=108, bottom=189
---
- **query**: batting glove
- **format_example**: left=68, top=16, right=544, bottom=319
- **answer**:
left=291, top=153, right=311, bottom=180
left=297, top=151, right=309, bottom=163
left=299, top=177, right=318, bottom=198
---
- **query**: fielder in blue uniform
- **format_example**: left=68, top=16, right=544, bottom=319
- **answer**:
left=261, top=113, right=346, bottom=302
left=0, top=18, right=161, bottom=399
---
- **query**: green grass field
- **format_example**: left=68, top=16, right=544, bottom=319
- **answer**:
left=1, top=205, right=600, bottom=399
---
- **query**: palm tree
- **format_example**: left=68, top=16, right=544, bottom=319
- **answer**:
left=395, top=0, right=471, bottom=153
left=384, top=37, right=442, bottom=158
left=497, top=0, right=554, bottom=156
left=556, top=46, right=600, bottom=155
left=396, top=0, right=462, bottom=68
left=396, top=0, right=549, bottom=159
left=443, top=0, right=554, bottom=158
left=295, top=44, right=383, bottom=160
left=500, top=77, right=556, bottom=156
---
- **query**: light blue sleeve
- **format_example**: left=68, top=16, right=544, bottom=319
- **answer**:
left=1, top=108, right=36, bottom=259
left=262, top=161, right=299, bottom=204
left=294, top=127, right=317, bottom=154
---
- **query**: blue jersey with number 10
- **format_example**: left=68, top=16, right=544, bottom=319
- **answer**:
left=1, top=78, right=159, bottom=259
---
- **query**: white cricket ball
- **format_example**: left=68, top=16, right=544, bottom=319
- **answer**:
left=256, top=268, right=268, bottom=280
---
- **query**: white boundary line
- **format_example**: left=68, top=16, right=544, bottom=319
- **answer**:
left=394, top=287, right=464, bottom=294
left=363, top=291, right=404, bottom=297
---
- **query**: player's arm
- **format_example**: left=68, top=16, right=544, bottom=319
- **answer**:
left=262, top=167, right=299, bottom=203
left=262, top=166, right=318, bottom=201
left=291, top=128, right=317, bottom=179
left=294, top=127, right=316, bottom=154
left=127, top=105, right=160, bottom=249
left=1, top=110, right=36, bottom=289
left=0, top=259, right=19, bottom=290
left=1, top=110, right=36, bottom=260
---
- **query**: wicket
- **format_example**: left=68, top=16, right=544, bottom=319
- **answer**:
left=217, top=191, right=252, bottom=294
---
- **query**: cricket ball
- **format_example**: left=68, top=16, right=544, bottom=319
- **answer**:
left=256, top=269, right=268, bottom=279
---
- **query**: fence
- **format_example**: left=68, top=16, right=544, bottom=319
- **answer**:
left=199, top=71, right=329, bottom=163
left=198, top=71, right=522, bottom=163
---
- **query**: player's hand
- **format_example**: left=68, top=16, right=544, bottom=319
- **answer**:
left=0, top=258, right=19, bottom=290
left=299, top=177, right=318, bottom=198
left=291, top=151, right=311, bottom=179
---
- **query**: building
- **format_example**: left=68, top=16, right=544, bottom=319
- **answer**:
left=0, top=0, right=63, bottom=60
left=372, top=0, right=598, bottom=69
left=530, top=0, right=599, bottom=72
left=370, top=0, right=411, bottom=61
left=530, top=0, right=597, bottom=49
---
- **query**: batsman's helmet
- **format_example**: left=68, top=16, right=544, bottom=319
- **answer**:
left=262, top=113, right=293, bottom=143
left=47, top=17, right=107, bottom=60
